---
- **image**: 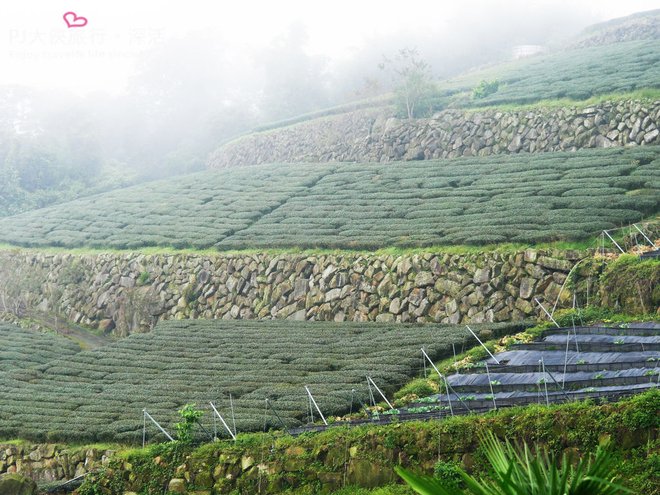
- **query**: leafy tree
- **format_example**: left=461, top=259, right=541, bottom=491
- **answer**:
left=380, top=48, right=436, bottom=119
left=396, top=432, right=633, bottom=495
left=174, top=403, right=204, bottom=443
left=473, top=79, right=500, bottom=99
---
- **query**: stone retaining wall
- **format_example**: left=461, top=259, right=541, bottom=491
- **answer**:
left=0, top=249, right=582, bottom=337
left=0, top=443, right=113, bottom=484
left=208, top=99, right=660, bottom=168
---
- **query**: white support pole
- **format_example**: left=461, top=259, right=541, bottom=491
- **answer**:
left=423, top=352, right=427, bottom=378
left=534, top=298, right=560, bottom=328
left=551, top=259, right=585, bottom=317
left=142, top=410, right=147, bottom=448
left=562, top=330, right=571, bottom=389
left=366, top=376, right=394, bottom=410
left=632, top=224, right=655, bottom=247
left=305, top=386, right=328, bottom=425
left=536, top=360, right=541, bottom=405
left=366, top=377, right=376, bottom=407
left=420, top=348, right=454, bottom=416
left=210, top=402, right=237, bottom=440
left=603, top=230, right=625, bottom=254
left=485, top=363, right=497, bottom=410
left=540, top=359, right=549, bottom=406
left=143, top=409, right=174, bottom=442
left=229, top=394, right=237, bottom=436
left=465, top=325, right=500, bottom=364
left=213, top=407, right=218, bottom=441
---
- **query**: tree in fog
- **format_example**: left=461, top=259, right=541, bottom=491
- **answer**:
left=380, top=48, right=436, bottom=119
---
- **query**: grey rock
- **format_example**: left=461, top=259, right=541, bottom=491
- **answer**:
left=414, top=271, right=435, bottom=287
left=519, top=278, right=537, bottom=300
left=0, top=474, right=38, bottom=495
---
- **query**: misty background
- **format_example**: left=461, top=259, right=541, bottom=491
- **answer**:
left=0, top=0, right=657, bottom=216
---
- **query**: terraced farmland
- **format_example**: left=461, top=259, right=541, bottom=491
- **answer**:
left=0, top=147, right=657, bottom=250
left=294, top=323, right=660, bottom=433
left=0, top=163, right=329, bottom=250
left=0, top=320, right=520, bottom=443
left=435, top=40, right=660, bottom=107
left=0, top=324, right=81, bottom=372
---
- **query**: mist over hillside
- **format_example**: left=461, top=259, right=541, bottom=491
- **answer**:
left=0, top=4, right=658, bottom=216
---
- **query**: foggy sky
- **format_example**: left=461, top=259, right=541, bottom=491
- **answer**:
left=2, top=0, right=659, bottom=95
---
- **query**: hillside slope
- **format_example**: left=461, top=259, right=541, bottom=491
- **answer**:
left=0, top=320, right=519, bottom=443
left=0, top=147, right=657, bottom=250
left=208, top=96, right=660, bottom=168
left=208, top=38, right=660, bottom=164
left=570, top=9, right=660, bottom=48
left=438, top=40, right=659, bottom=107
left=0, top=323, right=80, bottom=372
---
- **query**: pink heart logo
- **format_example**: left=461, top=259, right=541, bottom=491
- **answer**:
left=63, top=12, right=88, bottom=28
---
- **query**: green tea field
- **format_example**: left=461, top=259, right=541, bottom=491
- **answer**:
left=0, top=147, right=657, bottom=250
left=0, top=320, right=520, bottom=443
left=0, top=324, right=80, bottom=372
left=433, top=40, right=660, bottom=108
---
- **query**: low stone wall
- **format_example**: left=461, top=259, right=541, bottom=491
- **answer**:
left=208, top=99, right=660, bottom=168
left=0, top=249, right=582, bottom=337
left=82, top=393, right=658, bottom=494
left=0, top=443, right=113, bottom=484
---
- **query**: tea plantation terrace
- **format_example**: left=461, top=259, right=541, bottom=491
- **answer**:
left=408, top=323, right=659, bottom=415
left=0, top=147, right=657, bottom=250
left=251, top=38, right=660, bottom=133
left=294, top=323, right=659, bottom=433
left=431, top=40, right=660, bottom=108
left=0, top=320, right=524, bottom=444
left=0, top=323, right=81, bottom=372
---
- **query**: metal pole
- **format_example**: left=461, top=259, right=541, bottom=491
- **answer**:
left=551, top=259, right=585, bottom=317
left=424, top=347, right=475, bottom=414
left=230, top=394, right=237, bottom=436
left=143, top=409, right=174, bottom=441
left=603, top=230, right=625, bottom=254
left=143, top=410, right=147, bottom=448
left=265, top=399, right=290, bottom=435
left=423, top=352, right=427, bottom=378
left=534, top=298, right=560, bottom=328
left=210, top=402, right=237, bottom=440
left=537, top=360, right=542, bottom=405
left=422, top=349, right=472, bottom=416
left=633, top=224, right=655, bottom=247
left=366, top=376, right=394, bottom=410
left=366, top=377, right=376, bottom=407
left=562, top=330, right=570, bottom=389
left=541, top=359, right=549, bottom=406
left=543, top=367, right=572, bottom=402
left=572, top=314, right=580, bottom=354
left=485, top=363, right=497, bottom=410
left=305, top=386, right=328, bottom=425
left=213, top=406, right=218, bottom=441
left=465, top=325, right=500, bottom=364
left=308, top=394, right=314, bottom=424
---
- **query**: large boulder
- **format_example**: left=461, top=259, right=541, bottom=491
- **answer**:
left=0, top=474, right=38, bottom=495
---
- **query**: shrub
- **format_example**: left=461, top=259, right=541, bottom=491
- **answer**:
left=472, top=79, right=500, bottom=99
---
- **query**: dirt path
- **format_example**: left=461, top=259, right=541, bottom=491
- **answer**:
left=26, top=311, right=112, bottom=350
